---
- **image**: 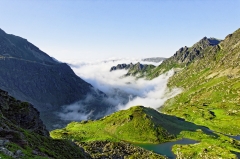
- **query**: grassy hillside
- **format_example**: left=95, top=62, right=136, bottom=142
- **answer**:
left=51, top=106, right=240, bottom=158
left=161, top=28, right=240, bottom=135
left=50, top=106, right=210, bottom=144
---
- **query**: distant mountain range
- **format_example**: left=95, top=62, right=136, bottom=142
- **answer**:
left=109, top=57, right=166, bottom=78
left=0, top=28, right=112, bottom=129
left=142, top=57, right=166, bottom=63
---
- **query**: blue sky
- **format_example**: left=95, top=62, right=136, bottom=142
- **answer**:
left=0, top=0, right=240, bottom=61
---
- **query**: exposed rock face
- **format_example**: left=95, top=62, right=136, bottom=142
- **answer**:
left=172, top=37, right=221, bottom=64
left=0, top=28, right=111, bottom=129
left=147, top=37, right=222, bottom=78
left=0, top=89, right=49, bottom=136
left=0, top=88, right=91, bottom=158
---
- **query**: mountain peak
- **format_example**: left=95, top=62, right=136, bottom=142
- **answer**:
left=171, top=36, right=221, bottom=64
left=0, top=28, right=6, bottom=35
left=0, top=28, right=57, bottom=65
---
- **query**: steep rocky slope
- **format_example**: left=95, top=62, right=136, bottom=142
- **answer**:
left=147, top=37, right=221, bottom=79
left=0, top=28, right=111, bottom=129
left=0, top=89, right=91, bottom=159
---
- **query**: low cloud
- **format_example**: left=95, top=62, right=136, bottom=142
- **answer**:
left=58, top=58, right=181, bottom=121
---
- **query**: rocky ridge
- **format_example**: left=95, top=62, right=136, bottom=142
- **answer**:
left=147, top=37, right=221, bottom=78
left=110, top=63, right=134, bottom=71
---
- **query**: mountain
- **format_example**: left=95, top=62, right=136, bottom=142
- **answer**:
left=142, top=57, right=166, bottom=63
left=110, top=63, right=134, bottom=71
left=125, top=62, right=156, bottom=77
left=105, top=29, right=240, bottom=158
left=146, top=37, right=221, bottom=79
left=0, top=28, right=111, bottom=130
left=110, top=62, right=156, bottom=78
left=0, top=89, right=91, bottom=158
left=161, top=29, right=240, bottom=134
left=155, top=29, right=240, bottom=158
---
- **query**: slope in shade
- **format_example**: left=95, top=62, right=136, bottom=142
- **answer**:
left=0, top=28, right=112, bottom=130
left=0, top=89, right=91, bottom=159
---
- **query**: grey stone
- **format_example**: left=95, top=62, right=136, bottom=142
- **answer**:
left=0, top=147, right=14, bottom=157
left=15, top=149, right=24, bottom=157
left=0, top=139, right=9, bottom=146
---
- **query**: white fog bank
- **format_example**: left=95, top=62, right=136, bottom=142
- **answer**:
left=68, top=58, right=181, bottom=111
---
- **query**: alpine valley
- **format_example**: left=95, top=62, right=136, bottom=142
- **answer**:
left=0, top=28, right=240, bottom=159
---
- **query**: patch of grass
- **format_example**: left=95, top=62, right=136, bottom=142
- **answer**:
left=173, top=130, right=240, bottom=159
left=51, top=106, right=206, bottom=144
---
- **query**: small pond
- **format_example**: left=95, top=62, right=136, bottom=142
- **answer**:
left=136, top=138, right=198, bottom=159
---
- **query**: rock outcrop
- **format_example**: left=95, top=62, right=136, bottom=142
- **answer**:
left=0, top=89, right=49, bottom=136
left=147, top=37, right=221, bottom=78
left=110, top=63, right=134, bottom=71
left=172, top=37, right=221, bottom=64
left=0, top=88, right=91, bottom=158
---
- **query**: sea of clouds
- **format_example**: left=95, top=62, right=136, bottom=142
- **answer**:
left=58, top=57, right=182, bottom=121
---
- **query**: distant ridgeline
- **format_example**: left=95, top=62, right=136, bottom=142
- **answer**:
left=0, top=28, right=112, bottom=130
left=110, top=62, right=156, bottom=78
left=109, top=57, right=166, bottom=78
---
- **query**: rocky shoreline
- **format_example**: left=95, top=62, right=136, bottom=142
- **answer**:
left=76, top=141, right=167, bottom=159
